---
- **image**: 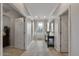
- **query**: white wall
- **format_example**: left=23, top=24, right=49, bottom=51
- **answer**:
left=3, top=9, right=22, bottom=47
left=54, top=17, right=60, bottom=52
left=3, top=15, right=11, bottom=27
left=70, top=4, right=79, bottom=56
left=25, top=18, right=32, bottom=50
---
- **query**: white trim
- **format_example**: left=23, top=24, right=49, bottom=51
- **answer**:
left=24, top=4, right=33, bottom=16
left=1, top=3, right=3, bottom=56
left=49, top=4, right=60, bottom=16
left=68, top=4, right=71, bottom=56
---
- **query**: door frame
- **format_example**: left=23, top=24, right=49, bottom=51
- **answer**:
left=25, top=19, right=32, bottom=50
left=14, top=18, right=25, bottom=50
left=59, top=8, right=71, bottom=55
left=60, top=10, right=68, bottom=52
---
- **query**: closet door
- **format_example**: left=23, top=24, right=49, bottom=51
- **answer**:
left=60, top=12, right=68, bottom=52
left=15, top=18, right=25, bottom=49
left=25, top=21, right=31, bottom=50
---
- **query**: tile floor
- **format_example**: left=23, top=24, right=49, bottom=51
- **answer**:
left=3, top=39, right=68, bottom=56
left=21, top=40, right=67, bottom=56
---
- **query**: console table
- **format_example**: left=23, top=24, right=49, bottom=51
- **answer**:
left=47, top=36, right=54, bottom=47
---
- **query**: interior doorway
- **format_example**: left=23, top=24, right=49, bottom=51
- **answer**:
left=60, top=10, right=68, bottom=54
left=25, top=20, right=32, bottom=50
left=15, top=18, right=25, bottom=50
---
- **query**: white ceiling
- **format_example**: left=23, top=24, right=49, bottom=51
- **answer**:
left=3, top=3, right=59, bottom=19
left=3, top=4, right=22, bottom=17
left=24, top=3, right=59, bottom=17
left=3, top=3, right=22, bottom=17
left=3, top=3, right=13, bottom=13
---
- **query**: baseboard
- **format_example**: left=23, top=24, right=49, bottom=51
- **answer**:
left=54, top=47, right=60, bottom=52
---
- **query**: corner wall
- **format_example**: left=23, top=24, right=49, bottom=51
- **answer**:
left=0, top=3, right=1, bottom=56
left=70, top=4, right=79, bottom=56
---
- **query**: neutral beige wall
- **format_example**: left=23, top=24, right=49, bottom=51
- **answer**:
left=70, top=4, right=79, bottom=56
left=0, top=3, right=1, bottom=56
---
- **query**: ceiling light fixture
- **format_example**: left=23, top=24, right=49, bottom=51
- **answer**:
left=35, top=16, right=38, bottom=18
left=44, top=16, right=46, bottom=18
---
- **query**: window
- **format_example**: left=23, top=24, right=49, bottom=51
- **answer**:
left=51, top=23, right=54, bottom=32
left=36, top=22, right=44, bottom=33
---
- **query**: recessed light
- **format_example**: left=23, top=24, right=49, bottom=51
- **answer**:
left=35, top=16, right=38, bottom=18
left=44, top=16, right=46, bottom=18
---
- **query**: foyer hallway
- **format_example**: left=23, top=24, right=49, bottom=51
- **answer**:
left=21, top=39, right=64, bottom=56
left=3, top=3, right=79, bottom=56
